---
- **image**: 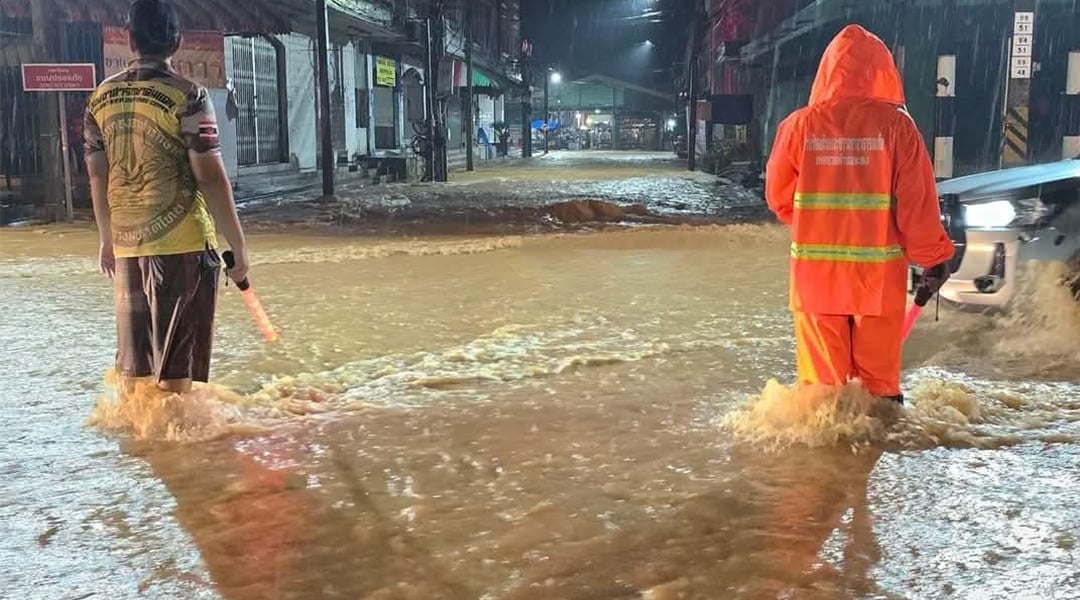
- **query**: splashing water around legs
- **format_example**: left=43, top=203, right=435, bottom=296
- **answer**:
left=87, top=370, right=251, bottom=442
left=721, top=380, right=899, bottom=451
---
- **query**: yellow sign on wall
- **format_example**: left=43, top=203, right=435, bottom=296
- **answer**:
left=375, top=57, right=397, bottom=87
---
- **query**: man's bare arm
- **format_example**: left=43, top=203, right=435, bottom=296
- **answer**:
left=87, top=152, right=110, bottom=238
left=190, top=151, right=244, bottom=250
left=86, top=151, right=115, bottom=277
left=190, top=151, right=248, bottom=281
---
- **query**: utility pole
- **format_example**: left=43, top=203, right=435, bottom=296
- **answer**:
left=519, top=29, right=533, bottom=158
left=30, top=0, right=62, bottom=219
left=421, top=1, right=448, bottom=182
left=422, top=16, right=436, bottom=181
left=1001, top=0, right=1036, bottom=168
left=315, top=0, right=335, bottom=196
left=465, top=4, right=475, bottom=171
left=687, top=5, right=703, bottom=172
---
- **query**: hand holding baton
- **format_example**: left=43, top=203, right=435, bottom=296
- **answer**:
left=902, top=262, right=948, bottom=342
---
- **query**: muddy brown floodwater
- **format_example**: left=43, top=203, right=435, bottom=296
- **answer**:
left=2, top=224, right=1079, bottom=600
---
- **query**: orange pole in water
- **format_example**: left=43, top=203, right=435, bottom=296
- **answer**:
left=223, top=251, right=279, bottom=343
left=240, top=286, right=279, bottom=342
left=901, top=304, right=922, bottom=341
left=903, top=286, right=937, bottom=342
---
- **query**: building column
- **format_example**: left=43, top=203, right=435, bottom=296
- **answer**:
left=365, top=53, right=376, bottom=155
left=1064, top=51, right=1080, bottom=159
left=934, top=54, right=956, bottom=179
left=343, top=43, right=358, bottom=158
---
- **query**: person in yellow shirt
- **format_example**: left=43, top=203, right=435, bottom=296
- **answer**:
left=85, top=0, right=248, bottom=393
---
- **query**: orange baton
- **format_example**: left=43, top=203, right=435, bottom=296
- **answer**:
left=223, top=251, right=279, bottom=343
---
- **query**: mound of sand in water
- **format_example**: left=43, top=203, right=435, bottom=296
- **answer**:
left=544, top=199, right=651, bottom=223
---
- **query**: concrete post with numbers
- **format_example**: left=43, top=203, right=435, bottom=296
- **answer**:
left=934, top=53, right=956, bottom=179
left=1065, top=51, right=1080, bottom=159
left=1001, top=1, right=1035, bottom=168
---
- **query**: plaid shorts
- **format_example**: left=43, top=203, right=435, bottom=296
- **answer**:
left=114, top=248, right=221, bottom=382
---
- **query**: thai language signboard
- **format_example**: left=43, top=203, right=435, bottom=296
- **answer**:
left=375, top=56, right=397, bottom=87
left=21, top=63, right=97, bottom=91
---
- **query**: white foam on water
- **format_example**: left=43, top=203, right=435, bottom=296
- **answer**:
left=0, top=236, right=525, bottom=280
left=252, top=236, right=524, bottom=266
left=721, top=373, right=1079, bottom=453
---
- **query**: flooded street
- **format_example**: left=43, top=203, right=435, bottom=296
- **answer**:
left=2, top=219, right=1079, bottom=599
left=236, top=152, right=768, bottom=234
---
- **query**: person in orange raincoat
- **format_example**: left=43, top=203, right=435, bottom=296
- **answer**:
left=765, top=24, right=955, bottom=403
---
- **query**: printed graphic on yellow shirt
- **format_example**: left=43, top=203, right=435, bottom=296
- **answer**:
left=85, top=61, right=218, bottom=258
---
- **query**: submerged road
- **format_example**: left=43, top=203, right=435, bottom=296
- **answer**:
left=2, top=152, right=1079, bottom=599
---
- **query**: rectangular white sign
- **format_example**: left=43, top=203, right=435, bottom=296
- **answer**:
left=1014, top=12, right=1034, bottom=34
left=1011, top=56, right=1031, bottom=79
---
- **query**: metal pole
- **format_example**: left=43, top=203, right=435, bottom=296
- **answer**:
left=423, top=17, right=436, bottom=181
left=30, top=0, right=62, bottom=219
left=519, top=1, right=532, bottom=159
left=612, top=86, right=618, bottom=150
left=687, top=6, right=702, bottom=171
left=315, top=0, right=335, bottom=197
left=465, top=5, right=475, bottom=171
left=58, top=92, right=73, bottom=222
left=543, top=70, right=549, bottom=154
left=250, top=38, right=261, bottom=165
left=687, top=57, right=698, bottom=171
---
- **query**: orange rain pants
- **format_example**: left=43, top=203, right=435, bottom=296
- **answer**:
left=794, top=306, right=905, bottom=397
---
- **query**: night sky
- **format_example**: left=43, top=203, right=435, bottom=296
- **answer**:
left=521, top=0, right=694, bottom=91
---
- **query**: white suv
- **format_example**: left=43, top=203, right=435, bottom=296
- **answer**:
left=918, top=159, right=1080, bottom=309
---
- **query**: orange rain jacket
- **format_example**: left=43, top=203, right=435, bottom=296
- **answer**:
left=766, top=25, right=955, bottom=318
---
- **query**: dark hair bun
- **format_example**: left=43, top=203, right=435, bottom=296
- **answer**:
left=129, top=0, right=181, bottom=57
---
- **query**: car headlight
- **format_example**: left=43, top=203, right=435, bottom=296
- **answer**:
left=1010, top=197, right=1055, bottom=227
left=964, top=201, right=1016, bottom=228
left=963, top=198, right=1054, bottom=229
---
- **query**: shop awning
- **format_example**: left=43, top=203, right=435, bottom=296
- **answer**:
left=452, top=61, right=504, bottom=91
left=472, top=70, right=497, bottom=88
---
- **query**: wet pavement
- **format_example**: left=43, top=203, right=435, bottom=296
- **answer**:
left=238, top=151, right=768, bottom=234
left=2, top=154, right=1080, bottom=599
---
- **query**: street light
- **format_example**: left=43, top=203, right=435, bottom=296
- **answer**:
left=550, top=71, right=562, bottom=84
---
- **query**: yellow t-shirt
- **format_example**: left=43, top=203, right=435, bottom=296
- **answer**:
left=84, top=58, right=218, bottom=258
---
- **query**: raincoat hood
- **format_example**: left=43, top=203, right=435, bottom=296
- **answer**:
left=808, top=25, right=905, bottom=106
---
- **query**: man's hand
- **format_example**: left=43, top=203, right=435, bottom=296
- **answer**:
left=915, top=262, right=950, bottom=306
left=226, top=246, right=249, bottom=284
left=99, top=243, right=116, bottom=279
